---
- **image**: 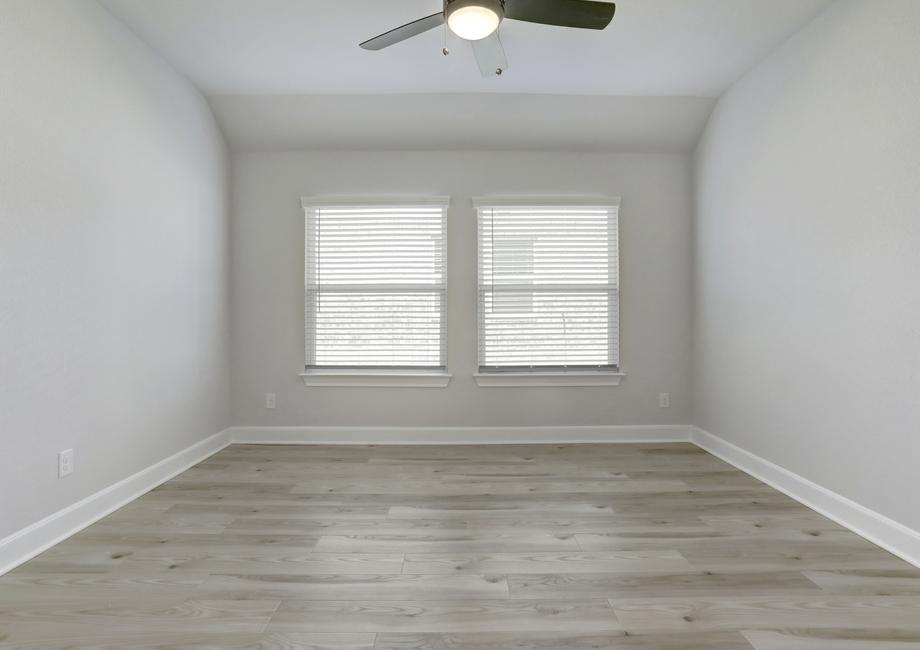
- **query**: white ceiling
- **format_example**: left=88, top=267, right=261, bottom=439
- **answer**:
left=100, top=0, right=831, bottom=97
left=209, top=94, right=715, bottom=152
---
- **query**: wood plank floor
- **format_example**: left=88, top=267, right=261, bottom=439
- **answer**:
left=2, top=443, right=920, bottom=649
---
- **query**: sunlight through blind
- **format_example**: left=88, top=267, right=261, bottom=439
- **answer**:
left=304, top=199, right=449, bottom=369
left=476, top=199, right=619, bottom=371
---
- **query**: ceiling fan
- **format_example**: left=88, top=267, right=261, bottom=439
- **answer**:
left=359, top=0, right=616, bottom=77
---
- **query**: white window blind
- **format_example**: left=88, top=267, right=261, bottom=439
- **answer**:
left=304, top=198, right=449, bottom=370
left=476, top=199, right=619, bottom=371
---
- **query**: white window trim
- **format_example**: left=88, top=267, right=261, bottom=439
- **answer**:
left=473, top=371, right=624, bottom=387
left=300, top=369, right=452, bottom=388
left=473, top=196, right=622, bottom=385
left=301, top=196, right=451, bottom=385
left=301, top=196, right=451, bottom=210
left=472, top=196, right=621, bottom=210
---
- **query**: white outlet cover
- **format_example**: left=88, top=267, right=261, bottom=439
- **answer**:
left=58, top=449, right=74, bottom=477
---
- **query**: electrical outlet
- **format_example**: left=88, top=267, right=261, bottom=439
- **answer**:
left=58, top=449, right=74, bottom=478
left=658, top=392, right=671, bottom=408
left=265, top=392, right=276, bottom=409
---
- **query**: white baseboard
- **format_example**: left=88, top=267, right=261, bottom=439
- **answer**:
left=0, top=428, right=232, bottom=577
left=230, top=425, right=691, bottom=445
left=690, top=426, right=920, bottom=569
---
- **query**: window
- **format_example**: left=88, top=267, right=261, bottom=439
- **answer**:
left=475, top=198, right=621, bottom=385
left=302, top=197, right=449, bottom=385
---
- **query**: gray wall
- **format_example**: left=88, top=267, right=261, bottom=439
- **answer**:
left=692, top=0, right=920, bottom=530
left=231, top=151, right=692, bottom=427
left=0, top=0, right=230, bottom=539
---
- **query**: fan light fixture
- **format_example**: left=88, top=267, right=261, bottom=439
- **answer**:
left=446, top=0, right=503, bottom=41
left=359, top=0, right=617, bottom=78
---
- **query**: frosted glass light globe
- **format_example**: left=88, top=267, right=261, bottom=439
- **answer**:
left=447, top=5, right=501, bottom=40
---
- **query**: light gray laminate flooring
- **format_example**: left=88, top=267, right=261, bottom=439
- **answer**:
left=2, top=443, right=920, bottom=649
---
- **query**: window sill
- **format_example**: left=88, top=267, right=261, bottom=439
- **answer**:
left=473, top=371, right=625, bottom=387
left=300, top=370, right=452, bottom=388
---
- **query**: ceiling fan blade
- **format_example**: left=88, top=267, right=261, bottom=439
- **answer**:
left=470, top=31, right=508, bottom=77
left=359, top=12, right=445, bottom=50
left=504, top=0, right=616, bottom=30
